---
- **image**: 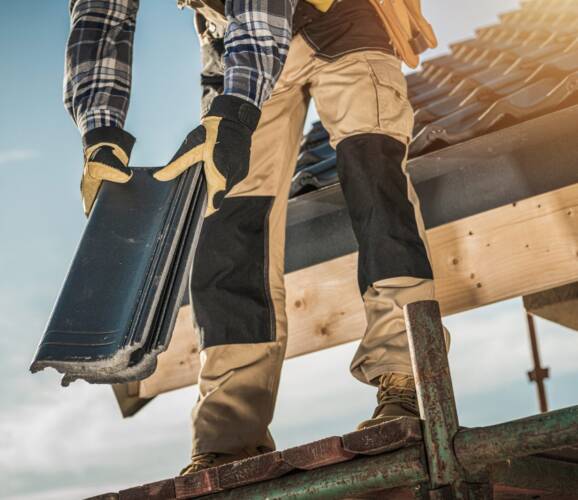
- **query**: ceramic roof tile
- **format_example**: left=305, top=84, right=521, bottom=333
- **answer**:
left=292, top=0, right=578, bottom=196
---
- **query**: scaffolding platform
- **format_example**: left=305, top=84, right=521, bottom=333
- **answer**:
left=88, top=302, right=578, bottom=500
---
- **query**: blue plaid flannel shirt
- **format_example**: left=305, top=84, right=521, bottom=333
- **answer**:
left=223, top=0, right=297, bottom=108
left=65, top=0, right=296, bottom=135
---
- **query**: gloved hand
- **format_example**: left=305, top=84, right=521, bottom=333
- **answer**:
left=154, top=95, right=261, bottom=217
left=81, top=127, right=135, bottom=216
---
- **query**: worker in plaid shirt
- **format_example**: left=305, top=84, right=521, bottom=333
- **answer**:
left=65, top=0, right=294, bottom=214
left=65, top=0, right=442, bottom=475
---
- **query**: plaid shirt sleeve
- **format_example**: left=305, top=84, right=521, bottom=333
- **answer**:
left=64, top=0, right=139, bottom=135
left=223, top=0, right=297, bottom=109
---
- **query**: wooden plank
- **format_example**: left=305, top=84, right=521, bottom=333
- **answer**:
left=524, top=282, right=578, bottom=332
left=112, top=381, right=152, bottom=418
left=139, top=306, right=201, bottom=400
left=430, top=183, right=578, bottom=316
left=138, top=183, right=578, bottom=398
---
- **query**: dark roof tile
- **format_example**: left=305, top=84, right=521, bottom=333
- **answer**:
left=282, top=436, right=354, bottom=470
left=216, top=451, right=292, bottom=490
left=119, top=479, right=176, bottom=500
left=294, top=0, right=578, bottom=196
left=342, top=417, right=422, bottom=456
left=174, top=468, right=220, bottom=499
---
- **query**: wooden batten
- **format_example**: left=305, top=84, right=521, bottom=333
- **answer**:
left=524, top=282, right=578, bottom=332
left=136, top=183, right=578, bottom=399
left=112, top=381, right=152, bottom=417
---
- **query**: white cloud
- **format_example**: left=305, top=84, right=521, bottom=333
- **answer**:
left=446, top=301, right=578, bottom=397
left=0, top=378, right=196, bottom=497
left=0, top=382, right=193, bottom=470
left=0, top=149, right=39, bottom=165
left=4, top=484, right=126, bottom=500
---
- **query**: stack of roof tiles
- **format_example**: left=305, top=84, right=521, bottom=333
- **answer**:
left=292, top=0, right=578, bottom=198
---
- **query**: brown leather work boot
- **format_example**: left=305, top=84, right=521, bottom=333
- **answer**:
left=357, top=373, right=419, bottom=430
left=180, top=449, right=263, bottom=476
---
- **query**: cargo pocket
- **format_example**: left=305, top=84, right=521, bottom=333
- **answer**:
left=367, top=57, right=414, bottom=143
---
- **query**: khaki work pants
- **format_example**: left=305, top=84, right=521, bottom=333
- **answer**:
left=190, top=35, right=437, bottom=455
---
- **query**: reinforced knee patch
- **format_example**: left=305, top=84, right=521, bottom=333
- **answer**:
left=191, top=195, right=275, bottom=349
left=336, top=133, right=433, bottom=293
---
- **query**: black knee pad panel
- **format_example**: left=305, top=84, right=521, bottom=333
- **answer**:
left=191, top=196, right=275, bottom=349
left=336, top=133, right=433, bottom=293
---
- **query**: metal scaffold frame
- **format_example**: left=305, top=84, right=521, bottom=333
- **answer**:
left=206, top=301, right=578, bottom=499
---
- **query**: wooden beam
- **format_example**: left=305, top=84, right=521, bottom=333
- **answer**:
left=112, top=381, right=152, bottom=418
left=138, top=306, right=200, bottom=399
left=524, top=282, right=578, bottom=332
left=137, top=182, right=578, bottom=399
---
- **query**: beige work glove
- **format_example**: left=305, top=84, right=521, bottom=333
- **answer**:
left=81, top=127, right=135, bottom=216
left=153, top=95, right=261, bottom=217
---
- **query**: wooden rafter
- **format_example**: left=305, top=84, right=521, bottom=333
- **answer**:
left=134, top=182, right=578, bottom=399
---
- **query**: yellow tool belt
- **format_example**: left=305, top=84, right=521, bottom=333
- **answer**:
left=368, top=0, right=438, bottom=68
left=305, top=0, right=334, bottom=12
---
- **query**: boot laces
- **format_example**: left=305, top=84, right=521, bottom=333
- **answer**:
left=373, top=373, right=418, bottom=417
left=191, top=452, right=218, bottom=468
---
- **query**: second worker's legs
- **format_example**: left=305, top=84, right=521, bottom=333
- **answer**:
left=311, top=50, right=443, bottom=426
left=337, top=134, right=433, bottom=381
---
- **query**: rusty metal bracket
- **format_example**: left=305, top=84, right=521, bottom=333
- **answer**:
left=91, top=300, right=578, bottom=499
left=405, top=300, right=493, bottom=499
left=525, top=313, right=550, bottom=413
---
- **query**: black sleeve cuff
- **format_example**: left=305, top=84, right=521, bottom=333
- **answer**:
left=82, top=126, right=136, bottom=156
left=207, top=95, right=261, bottom=132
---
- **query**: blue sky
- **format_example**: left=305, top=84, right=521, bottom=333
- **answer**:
left=1, top=1, right=577, bottom=499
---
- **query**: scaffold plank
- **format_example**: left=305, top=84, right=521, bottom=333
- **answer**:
left=119, top=479, right=176, bottom=500
left=216, top=452, right=292, bottom=491
left=208, top=445, right=428, bottom=500
left=174, top=468, right=220, bottom=499
left=282, top=436, right=355, bottom=470
left=342, top=417, right=422, bottom=456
